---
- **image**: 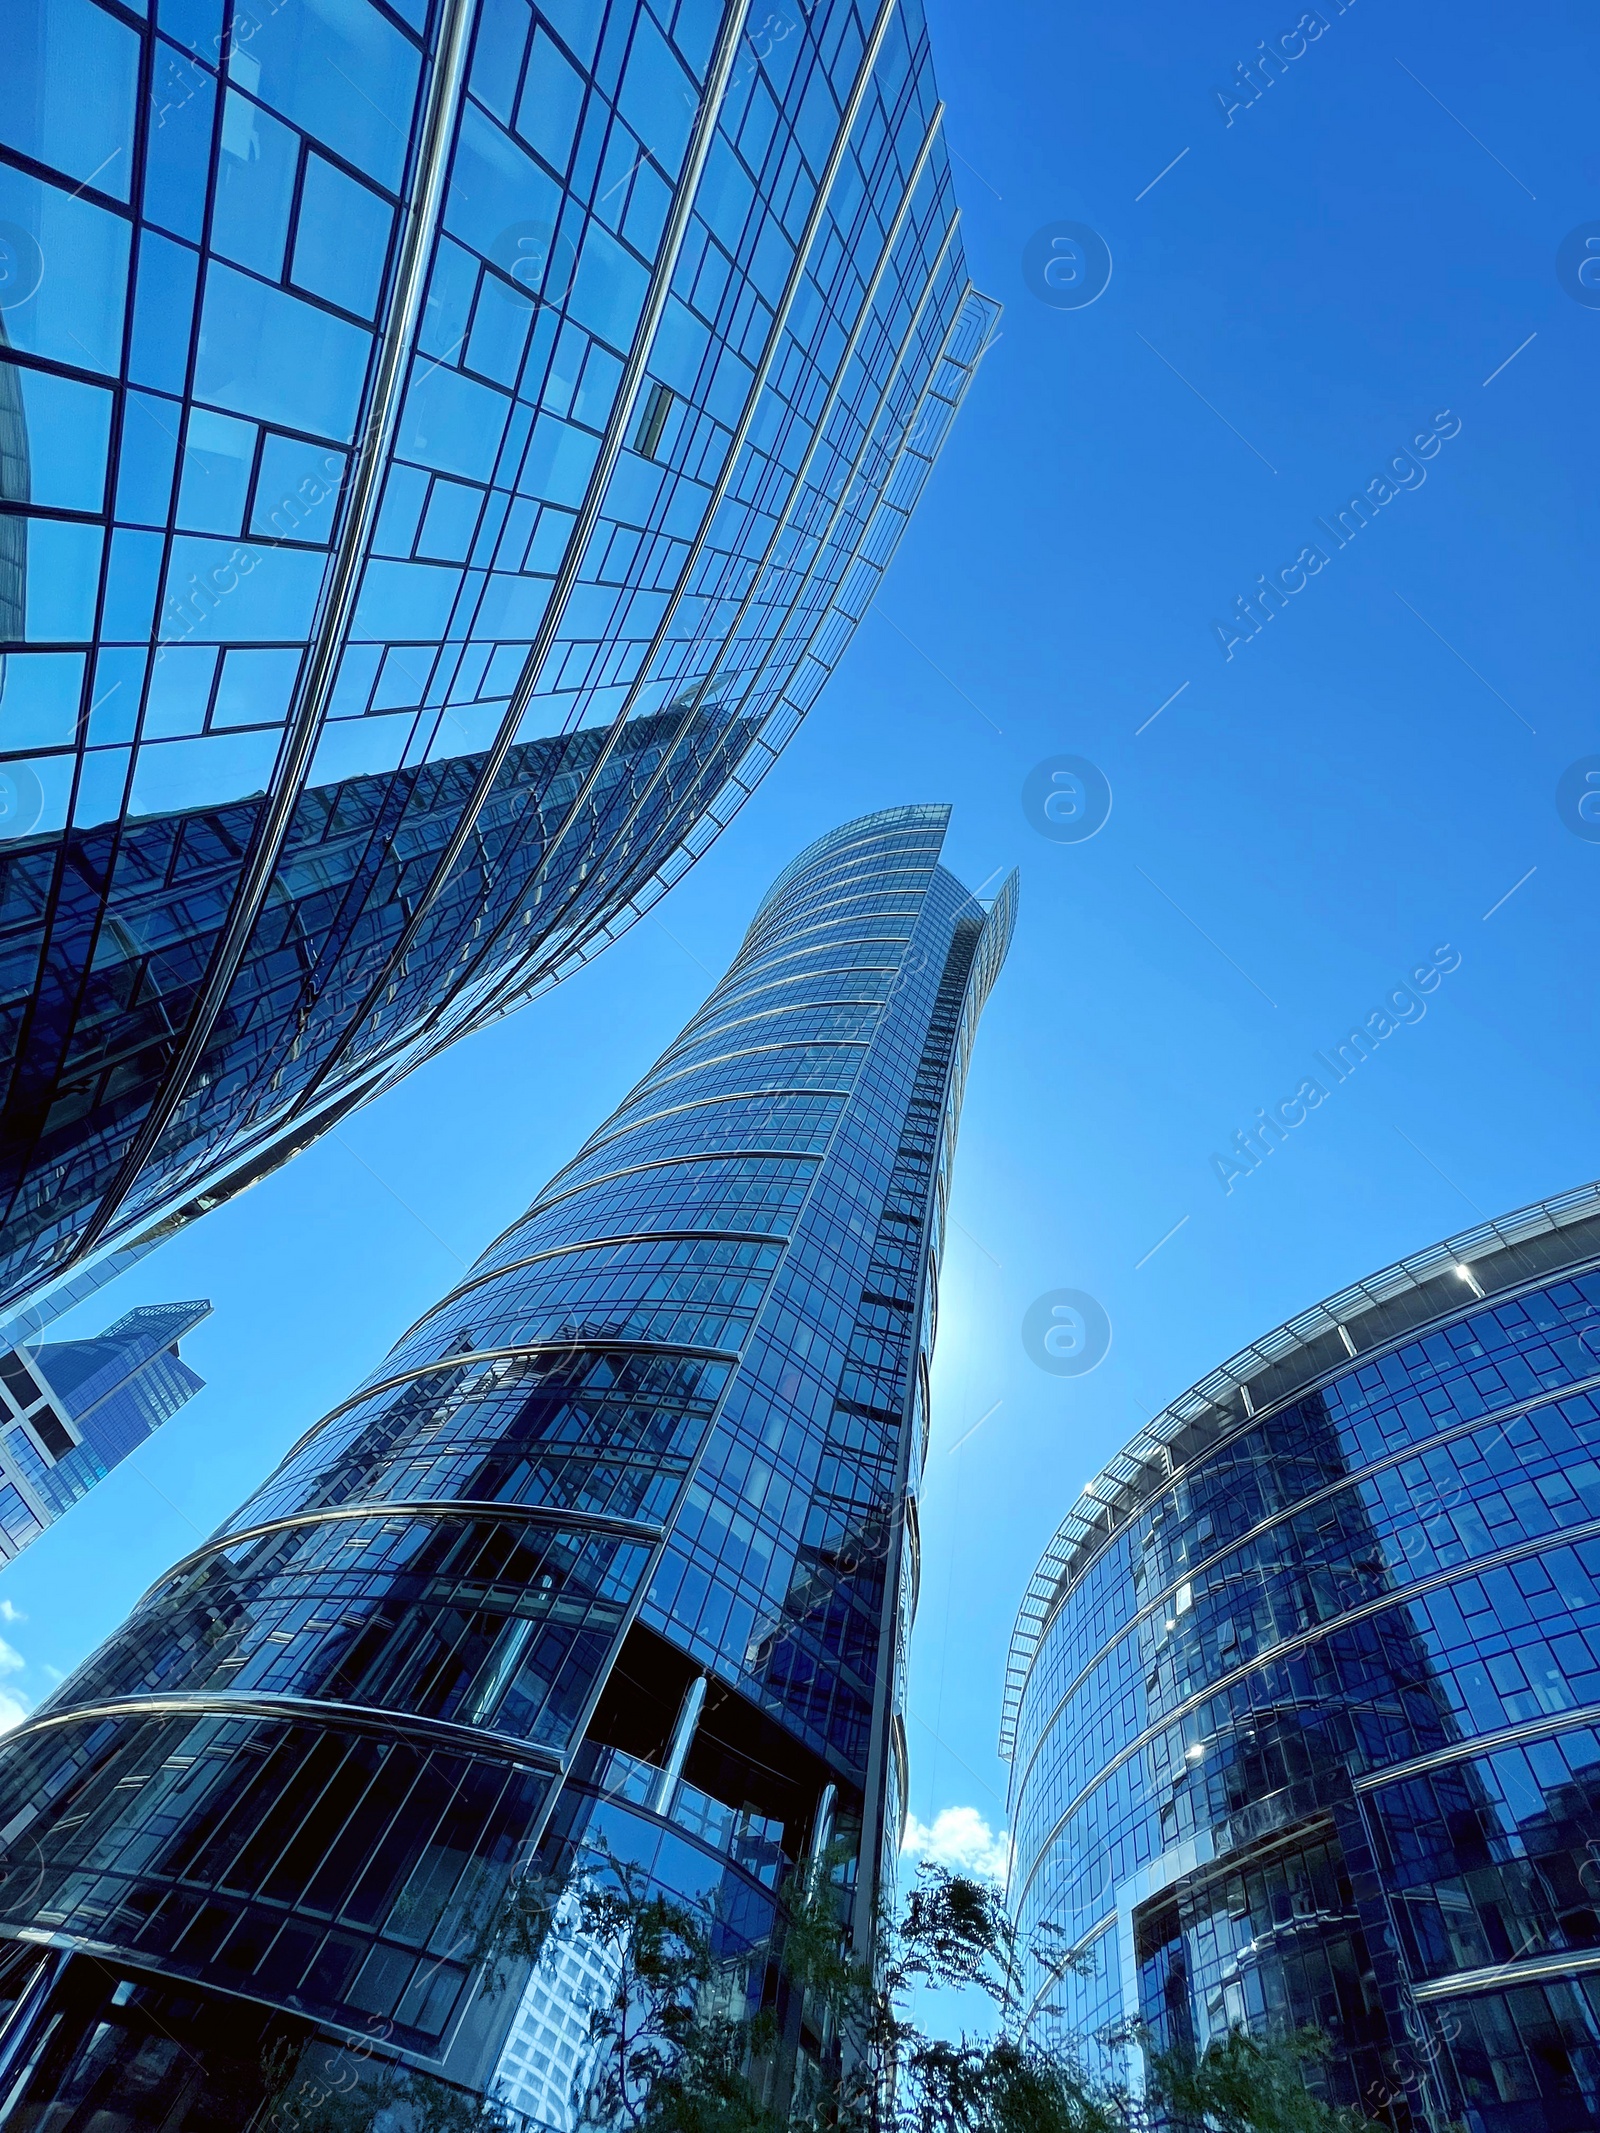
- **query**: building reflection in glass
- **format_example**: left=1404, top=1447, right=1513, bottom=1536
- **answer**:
left=0, top=0, right=997, bottom=1333
left=1003, top=1203, right=1600, bottom=2131
left=0, top=806, right=1015, bottom=2133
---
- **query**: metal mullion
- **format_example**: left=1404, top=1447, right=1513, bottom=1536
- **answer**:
left=430, top=137, right=945, bottom=1033
left=153, top=1499, right=668, bottom=1594
left=272, top=0, right=763, bottom=1123
left=416, top=252, right=960, bottom=1051
left=67, top=0, right=482, bottom=1272
left=0, top=29, right=160, bottom=1251
left=2, top=1690, right=567, bottom=1772
left=287, top=0, right=902, bottom=1115
left=567, top=254, right=973, bottom=885
left=748, top=284, right=968, bottom=668
left=492, top=251, right=971, bottom=1008
left=400, top=1229, right=793, bottom=1335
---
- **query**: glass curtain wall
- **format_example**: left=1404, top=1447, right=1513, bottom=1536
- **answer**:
left=0, top=805, right=1015, bottom=2131
left=1002, top=1192, right=1600, bottom=2133
left=0, top=1296, right=210, bottom=1559
left=0, top=0, right=998, bottom=1321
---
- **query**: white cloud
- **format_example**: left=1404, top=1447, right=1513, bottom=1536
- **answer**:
left=0, top=1600, right=25, bottom=1625
left=0, top=1635, right=29, bottom=1732
left=901, top=1805, right=1011, bottom=1885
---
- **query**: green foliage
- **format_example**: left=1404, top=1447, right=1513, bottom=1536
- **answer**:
left=1146, top=2027, right=1374, bottom=2133
left=254, top=1859, right=1387, bottom=2133
left=407, top=2069, right=518, bottom=2133
left=896, top=1869, right=1014, bottom=2000
left=899, top=2035, right=1132, bottom=2133
left=587, top=1862, right=1389, bottom=2133
left=469, top=1866, right=565, bottom=2001
left=573, top=1872, right=723, bottom=2132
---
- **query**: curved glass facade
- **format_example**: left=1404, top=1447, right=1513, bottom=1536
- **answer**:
left=0, top=805, right=1015, bottom=2128
left=1004, top=1193, right=1600, bottom=2133
left=0, top=0, right=997, bottom=1322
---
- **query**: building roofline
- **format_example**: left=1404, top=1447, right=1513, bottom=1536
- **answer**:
left=998, top=1178, right=1600, bottom=1762
left=750, top=807, right=953, bottom=925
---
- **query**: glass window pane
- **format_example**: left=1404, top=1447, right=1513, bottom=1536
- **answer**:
left=210, top=90, right=298, bottom=280
left=233, top=0, right=420, bottom=191
left=194, top=262, right=371, bottom=439
left=290, top=155, right=393, bottom=320
left=0, top=360, right=113, bottom=512
left=0, top=0, right=139, bottom=200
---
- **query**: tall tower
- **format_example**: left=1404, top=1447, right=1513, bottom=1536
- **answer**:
left=0, top=0, right=997, bottom=1322
left=0, top=808, right=1015, bottom=2126
left=0, top=1299, right=211, bottom=1561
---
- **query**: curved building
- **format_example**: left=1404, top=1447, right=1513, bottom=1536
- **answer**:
left=0, top=0, right=996, bottom=1322
left=1004, top=1190, right=1600, bottom=2133
left=0, top=806, right=1015, bottom=2128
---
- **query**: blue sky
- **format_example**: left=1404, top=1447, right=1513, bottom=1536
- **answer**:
left=3, top=0, right=1597, bottom=1889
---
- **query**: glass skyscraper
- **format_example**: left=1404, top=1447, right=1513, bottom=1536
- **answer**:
left=0, top=805, right=1015, bottom=2129
left=1003, top=1187, right=1600, bottom=2133
left=0, top=0, right=996, bottom=1323
left=0, top=1297, right=210, bottom=1561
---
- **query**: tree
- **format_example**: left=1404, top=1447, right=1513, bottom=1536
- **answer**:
left=254, top=1857, right=1389, bottom=2133
left=1146, top=2028, right=1376, bottom=2133
left=556, top=1857, right=1390, bottom=2133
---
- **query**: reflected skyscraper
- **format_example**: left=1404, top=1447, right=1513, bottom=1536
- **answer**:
left=0, top=0, right=996, bottom=1322
left=0, top=807, right=1015, bottom=2128
left=0, top=1298, right=211, bottom=1560
left=1003, top=1189, right=1600, bottom=2132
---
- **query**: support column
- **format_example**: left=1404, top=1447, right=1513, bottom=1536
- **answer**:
left=652, top=1673, right=707, bottom=1815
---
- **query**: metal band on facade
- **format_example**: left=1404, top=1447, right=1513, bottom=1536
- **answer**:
left=1002, top=1188, right=1600, bottom=1760
left=1008, top=1507, right=1600, bottom=1926
left=0, top=1692, right=567, bottom=1772
left=1007, top=1361, right=1600, bottom=1821
left=72, top=0, right=483, bottom=1268
left=1350, top=1698, right=1600, bottom=1794
left=576, top=1086, right=857, bottom=1159
left=369, top=0, right=920, bottom=1066
left=151, top=1498, right=668, bottom=1595
left=517, top=1147, right=825, bottom=1227
left=267, top=1336, right=742, bottom=1469
left=282, top=0, right=760, bottom=1120
left=1410, top=1947, right=1600, bottom=2003
left=398, top=1231, right=793, bottom=1340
